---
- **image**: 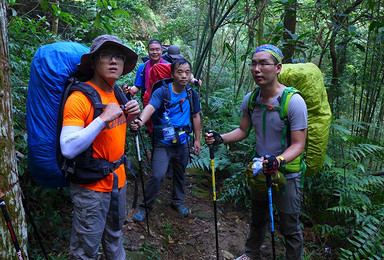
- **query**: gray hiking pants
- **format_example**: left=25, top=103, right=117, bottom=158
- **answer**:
left=245, top=175, right=303, bottom=260
left=141, top=142, right=189, bottom=209
left=69, top=183, right=127, bottom=260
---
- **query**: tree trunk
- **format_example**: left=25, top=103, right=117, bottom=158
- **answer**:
left=257, top=0, right=267, bottom=46
left=51, top=0, right=59, bottom=35
left=282, top=0, right=297, bottom=63
left=0, top=0, right=29, bottom=259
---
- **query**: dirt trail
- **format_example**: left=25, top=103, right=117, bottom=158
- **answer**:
left=122, top=168, right=287, bottom=260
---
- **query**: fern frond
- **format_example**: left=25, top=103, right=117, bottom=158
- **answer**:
left=339, top=216, right=384, bottom=259
left=349, top=143, right=384, bottom=162
left=327, top=205, right=360, bottom=217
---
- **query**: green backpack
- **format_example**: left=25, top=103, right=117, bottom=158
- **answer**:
left=247, top=63, right=332, bottom=179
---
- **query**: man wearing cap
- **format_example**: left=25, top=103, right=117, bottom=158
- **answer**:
left=60, top=35, right=140, bottom=259
left=205, top=44, right=307, bottom=260
left=163, top=45, right=185, bottom=63
left=127, top=44, right=201, bottom=106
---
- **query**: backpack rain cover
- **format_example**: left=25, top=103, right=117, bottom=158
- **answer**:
left=278, top=63, right=332, bottom=177
left=27, top=42, right=89, bottom=187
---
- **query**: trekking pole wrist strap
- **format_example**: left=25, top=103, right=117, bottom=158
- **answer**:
left=127, top=87, right=135, bottom=97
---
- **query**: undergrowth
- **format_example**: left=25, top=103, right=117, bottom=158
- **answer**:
left=304, top=119, right=384, bottom=259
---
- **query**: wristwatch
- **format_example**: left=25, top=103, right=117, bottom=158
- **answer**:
left=277, top=156, right=286, bottom=167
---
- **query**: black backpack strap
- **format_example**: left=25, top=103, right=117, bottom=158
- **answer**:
left=139, top=61, right=149, bottom=101
left=151, top=78, right=173, bottom=96
left=161, top=79, right=172, bottom=110
left=185, top=84, right=195, bottom=134
left=58, top=81, right=107, bottom=181
left=150, top=79, right=173, bottom=124
left=69, top=82, right=106, bottom=118
left=56, top=80, right=106, bottom=165
left=114, top=85, right=129, bottom=105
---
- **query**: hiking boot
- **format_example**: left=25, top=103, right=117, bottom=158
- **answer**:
left=171, top=204, right=189, bottom=216
left=133, top=208, right=146, bottom=222
left=235, top=254, right=252, bottom=260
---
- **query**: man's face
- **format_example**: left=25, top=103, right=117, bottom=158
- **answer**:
left=148, top=43, right=162, bottom=63
left=94, top=46, right=125, bottom=80
left=171, top=63, right=191, bottom=88
left=250, top=51, right=281, bottom=86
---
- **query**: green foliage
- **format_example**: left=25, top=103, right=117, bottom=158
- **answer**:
left=5, top=0, right=384, bottom=258
left=139, top=242, right=162, bottom=259
left=304, top=118, right=384, bottom=258
left=23, top=186, right=71, bottom=259
left=153, top=1, right=199, bottom=45
left=202, top=86, right=244, bottom=130
left=161, top=219, right=175, bottom=237
left=339, top=217, right=384, bottom=260
left=8, top=12, right=61, bottom=181
left=188, top=144, right=230, bottom=172
left=218, top=169, right=250, bottom=208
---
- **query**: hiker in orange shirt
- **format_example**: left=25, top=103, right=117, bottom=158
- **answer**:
left=60, top=35, right=140, bottom=259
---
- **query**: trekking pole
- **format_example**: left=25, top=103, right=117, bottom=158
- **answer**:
left=0, top=194, right=24, bottom=260
left=266, top=173, right=276, bottom=260
left=138, top=130, right=151, bottom=167
left=208, top=142, right=220, bottom=260
left=124, top=87, right=150, bottom=166
left=264, top=156, right=276, bottom=260
left=133, top=129, right=150, bottom=235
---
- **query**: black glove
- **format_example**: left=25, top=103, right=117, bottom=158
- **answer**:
left=208, top=130, right=224, bottom=146
left=264, top=155, right=278, bottom=174
left=193, top=79, right=201, bottom=87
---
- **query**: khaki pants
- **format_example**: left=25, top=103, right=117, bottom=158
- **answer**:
left=69, top=183, right=127, bottom=260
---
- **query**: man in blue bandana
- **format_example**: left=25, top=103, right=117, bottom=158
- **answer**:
left=206, top=44, right=307, bottom=260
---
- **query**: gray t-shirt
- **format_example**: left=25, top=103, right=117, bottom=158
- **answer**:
left=241, top=87, right=308, bottom=158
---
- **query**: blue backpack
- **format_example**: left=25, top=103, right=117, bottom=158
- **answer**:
left=27, top=42, right=129, bottom=188
left=27, top=42, right=89, bottom=187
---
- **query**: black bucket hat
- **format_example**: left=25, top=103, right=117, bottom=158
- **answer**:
left=167, top=45, right=184, bottom=60
left=78, top=35, right=138, bottom=76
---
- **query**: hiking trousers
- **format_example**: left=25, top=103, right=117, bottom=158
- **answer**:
left=69, top=183, right=127, bottom=260
left=141, top=142, right=189, bottom=209
left=244, top=175, right=303, bottom=260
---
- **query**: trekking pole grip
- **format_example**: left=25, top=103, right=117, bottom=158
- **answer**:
left=130, top=117, right=142, bottom=134
left=207, top=130, right=217, bottom=159
left=209, top=145, right=214, bottom=159
left=266, top=174, right=272, bottom=188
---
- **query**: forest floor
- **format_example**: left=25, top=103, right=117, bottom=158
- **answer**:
left=24, top=161, right=333, bottom=259
left=121, top=166, right=330, bottom=260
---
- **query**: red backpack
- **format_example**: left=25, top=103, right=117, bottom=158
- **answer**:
left=143, top=63, right=172, bottom=107
left=143, top=63, right=172, bottom=132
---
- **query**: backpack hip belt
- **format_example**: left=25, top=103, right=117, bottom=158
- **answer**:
left=63, top=153, right=126, bottom=184
left=281, top=156, right=302, bottom=174
left=153, top=124, right=192, bottom=142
